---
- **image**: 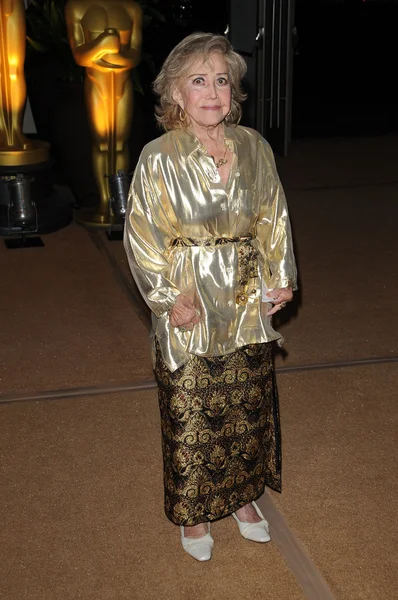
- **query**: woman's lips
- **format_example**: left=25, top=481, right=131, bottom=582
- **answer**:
left=202, top=106, right=221, bottom=110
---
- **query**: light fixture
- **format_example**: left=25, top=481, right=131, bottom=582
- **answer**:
left=7, top=174, right=37, bottom=230
left=3, top=174, right=43, bottom=248
left=106, top=170, right=131, bottom=240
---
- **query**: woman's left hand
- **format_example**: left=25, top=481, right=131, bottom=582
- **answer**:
left=266, top=287, right=293, bottom=316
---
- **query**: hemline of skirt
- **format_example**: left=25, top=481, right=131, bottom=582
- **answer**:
left=164, top=482, right=281, bottom=527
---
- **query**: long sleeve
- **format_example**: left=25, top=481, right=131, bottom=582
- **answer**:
left=123, top=154, right=180, bottom=318
left=256, top=141, right=298, bottom=291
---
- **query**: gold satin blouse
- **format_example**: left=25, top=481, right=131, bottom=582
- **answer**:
left=124, top=125, right=297, bottom=372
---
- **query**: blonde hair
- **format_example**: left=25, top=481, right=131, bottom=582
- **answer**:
left=153, top=32, right=247, bottom=131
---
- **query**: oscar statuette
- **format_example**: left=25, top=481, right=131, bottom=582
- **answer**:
left=65, top=0, right=142, bottom=227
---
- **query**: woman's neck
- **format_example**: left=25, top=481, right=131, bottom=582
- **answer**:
left=188, top=122, right=225, bottom=149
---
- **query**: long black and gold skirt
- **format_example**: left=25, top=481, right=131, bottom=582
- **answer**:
left=154, top=341, right=282, bottom=526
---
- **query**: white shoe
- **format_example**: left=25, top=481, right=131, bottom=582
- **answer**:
left=232, top=501, right=271, bottom=543
left=180, top=524, right=214, bottom=562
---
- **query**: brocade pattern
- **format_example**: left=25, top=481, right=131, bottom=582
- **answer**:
left=154, top=340, right=281, bottom=526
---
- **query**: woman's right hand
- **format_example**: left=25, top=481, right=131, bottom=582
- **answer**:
left=169, top=294, right=201, bottom=330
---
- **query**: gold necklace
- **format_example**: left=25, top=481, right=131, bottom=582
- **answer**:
left=211, top=142, right=228, bottom=168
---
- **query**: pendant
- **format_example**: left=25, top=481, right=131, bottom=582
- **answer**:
left=211, top=156, right=228, bottom=169
left=215, top=158, right=228, bottom=168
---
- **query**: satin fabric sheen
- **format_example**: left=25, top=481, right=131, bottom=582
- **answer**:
left=124, top=125, right=297, bottom=372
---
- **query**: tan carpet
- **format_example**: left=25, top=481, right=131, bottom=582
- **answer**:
left=1, top=364, right=396, bottom=599
left=273, top=363, right=398, bottom=600
left=273, top=182, right=398, bottom=368
left=0, top=224, right=153, bottom=396
left=0, top=390, right=306, bottom=600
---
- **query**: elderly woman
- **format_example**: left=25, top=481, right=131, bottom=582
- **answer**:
left=124, top=33, right=297, bottom=562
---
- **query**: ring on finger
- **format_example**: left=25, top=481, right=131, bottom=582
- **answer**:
left=279, top=302, right=287, bottom=308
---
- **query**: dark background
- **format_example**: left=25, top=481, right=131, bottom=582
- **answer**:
left=292, top=0, right=398, bottom=137
left=163, top=0, right=398, bottom=140
left=23, top=0, right=398, bottom=210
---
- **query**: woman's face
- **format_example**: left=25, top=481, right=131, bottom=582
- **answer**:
left=173, top=52, right=232, bottom=129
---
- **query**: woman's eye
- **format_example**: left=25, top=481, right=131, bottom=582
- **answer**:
left=217, top=77, right=229, bottom=85
left=193, top=77, right=205, bottom=85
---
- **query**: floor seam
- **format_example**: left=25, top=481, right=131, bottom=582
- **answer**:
left=258, top=493, right=337, bottom=600
left=1, top=356, right=397, bottom=405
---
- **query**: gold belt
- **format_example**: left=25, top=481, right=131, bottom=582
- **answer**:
left=170, top=234, right=258, bottom=306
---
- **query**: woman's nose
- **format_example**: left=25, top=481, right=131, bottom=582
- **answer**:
left=207, top=82, right=218, bottom=99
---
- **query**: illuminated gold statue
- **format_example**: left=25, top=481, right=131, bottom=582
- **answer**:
left=0, top=0, right=49, bottom=166
left=65, top=0, right=142, bottom=226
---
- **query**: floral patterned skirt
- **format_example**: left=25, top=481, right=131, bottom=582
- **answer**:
left=154, top=340, right=282, bottom=526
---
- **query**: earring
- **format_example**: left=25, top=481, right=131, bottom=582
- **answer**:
left=179, top=107, right=186, bottom=123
